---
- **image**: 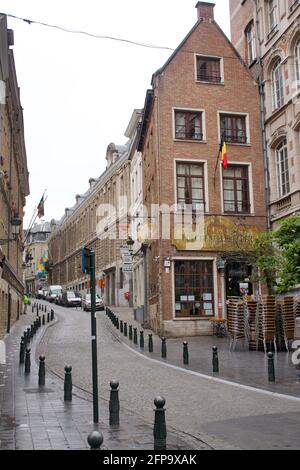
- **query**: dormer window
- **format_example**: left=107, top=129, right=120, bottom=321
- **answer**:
left=196, top=55, right=223, bottom=83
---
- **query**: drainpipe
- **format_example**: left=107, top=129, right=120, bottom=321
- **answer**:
left=255, top=0, right=271, bottom=231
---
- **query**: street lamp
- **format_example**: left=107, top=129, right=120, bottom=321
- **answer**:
left=0, top=217, right=22, bottom=244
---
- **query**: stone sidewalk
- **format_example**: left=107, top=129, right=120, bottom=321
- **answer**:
left=111, top=307, right=300, bottom=398
left=0, top=309, right=194, bottom=450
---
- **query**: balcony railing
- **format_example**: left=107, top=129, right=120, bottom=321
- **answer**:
left=197, top=73, right=222, bottom=83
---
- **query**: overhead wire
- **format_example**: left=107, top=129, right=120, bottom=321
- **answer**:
left=4, top=12, right=300, bottom=67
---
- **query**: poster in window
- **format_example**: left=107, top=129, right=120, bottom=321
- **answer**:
left=203, top=293, right=212, bottom=301
left=188, top=295, right=195, bottom=301
left=180, top=296, right=188, bottom=301
left=204, top=303, right=213, bottom=310
left=175, top=303, right=181, bottom=311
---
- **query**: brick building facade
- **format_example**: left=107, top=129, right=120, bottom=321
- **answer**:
left=230, top=0, right=300, bottom=229
left=136, top=2, right=267, bottom=337
left=0, top=15, right=29, bottom=338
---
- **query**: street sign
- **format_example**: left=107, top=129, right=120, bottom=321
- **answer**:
left=122, top=255, right=133, bottom=263
left=82, top=247, right=92, bottom=274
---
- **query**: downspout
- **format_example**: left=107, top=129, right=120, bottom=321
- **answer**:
left=154, top=74, right=163, bottom=336
left=255, top=0, right=271, bottom=231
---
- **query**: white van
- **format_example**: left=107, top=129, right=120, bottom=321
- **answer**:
left=48, top=285, right=62, bottom=303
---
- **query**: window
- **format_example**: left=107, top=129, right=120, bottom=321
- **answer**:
left=223, top=165, right=250, bottom=214
left=245, top=22, right=256, bottom=64
left=220, top=114, right=247, bottom=144
left=269, top=0, right=278, bottom=33
left=175, top=110, right=203, bottom=141
left=276, top=140, right=290, bottom=197
left=176, top=162, right=205, bottom=211
left=174, top=260, right=214, bottom=318
left=272, top=59, right=284, bottom=110
left=196, top=56, right=222, bottom=83
left=295, top=39, right=300, bottom=85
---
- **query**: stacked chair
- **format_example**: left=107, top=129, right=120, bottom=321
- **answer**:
left=276, top=297, right=295, bottom=352
left=256, top=295, right=277, bottom=353
left=245, top=300, right=258, bottom=351
left=227, top=297, right=249, bottom=351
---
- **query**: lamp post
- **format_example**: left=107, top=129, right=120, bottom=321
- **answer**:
left=126, top=237, right=134, bottom=308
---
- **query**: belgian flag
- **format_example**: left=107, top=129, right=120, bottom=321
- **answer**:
left=220, top=133, right=228, bottom=170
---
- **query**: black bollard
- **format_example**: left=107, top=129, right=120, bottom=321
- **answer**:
left=42, top=305, right=44, bottom=312
left=23, top=331, right=28, bottom=347
left=116, top=317, right=119, bottom=330
left=45, top=306, right=47, bottom=313
left=129, top=325, right=133, bottom=341
left=51, top=310, right=54, bottom=321
left=47, top=312, right=50, bottom=323
left=149, top=334, right=153, bottom=353
left=268, top=352, right=275, bottom=383
left=38, top=316, right=41, bottom=328
left=64, top=365, right=72, bottom=401
left=183, top=341, right=189, bottom=365
left=109, top=380, right=120, bottom=426
left=140, top=331, right=145, bottom=349
left=161, top=337, right=167, bottom=359
left=212, top=347, right=219, bottom=373
left=87, top=431, right=103, bottom=450
left=120, top=320, right=123, bottom=333
left=39, top=304, right=41, bottom=311
left=133, top=328, right=138, bottom=345
left=27, top=327, right=31, bottom=341
left=19, top=339, right=25, bottom=365
left=153, top=397, right=167, bottom=451
left=38, top=356, right=46, bottom=386
left=124, top=322, right=128, bottom=337
left=25, top=348, right=31, bottom=374
left=30, top=324, right=34, bottom=338
left=42, top=315, right=45, bottom=325
left=32, top=305, right=34, bottom=313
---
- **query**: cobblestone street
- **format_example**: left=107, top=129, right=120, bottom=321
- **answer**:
left=34, top=302, right=300, bottom=450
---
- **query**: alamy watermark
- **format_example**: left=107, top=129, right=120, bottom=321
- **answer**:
left=0, top=340, right=6, bottom=365
left=291, top=341, right=300, bottom=366
left=95, top=197, right=206, bottom=244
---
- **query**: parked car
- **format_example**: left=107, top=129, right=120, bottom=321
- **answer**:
left=48, top=285, right=63, bottom=303
left=61, top=291, right=82, bottom=308
left=81, top=294, right=104, bottom=311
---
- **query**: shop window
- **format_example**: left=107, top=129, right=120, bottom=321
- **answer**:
left=174, top=260, right=214, bottom=318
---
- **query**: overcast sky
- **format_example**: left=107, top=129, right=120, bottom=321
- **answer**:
left=1, top=0, right=230, bottom=228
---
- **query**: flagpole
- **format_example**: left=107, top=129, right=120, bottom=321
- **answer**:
left=213, top=132, right=225, bottom=187
left=24, top=191, right=47, bottom=244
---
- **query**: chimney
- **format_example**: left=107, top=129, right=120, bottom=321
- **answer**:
left=195, top=2, right=215, bottom=21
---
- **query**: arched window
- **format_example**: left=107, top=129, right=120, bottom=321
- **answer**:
left=295, top=38, right=300, bottom=85
left=245, top=21, right=256, bottom=64
left=276, top=139, right=290, bottom=197
left=272, top=59, right=284, bottom=110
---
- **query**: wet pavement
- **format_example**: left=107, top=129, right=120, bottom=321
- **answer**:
left=111, top=307, right=300, bottom=399
left=0, top=308, right=194, bottom=451
left=3, top=302, right=300, bottom=450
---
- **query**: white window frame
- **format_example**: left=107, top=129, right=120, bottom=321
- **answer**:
left=295, top=39, right=300, bottom=87
left=173, top=107, right=207, bottom=142
left=217, top=111, right=251, bottom=145
left=275, top=139, right=290, bottom=198
left=194, top=54, right=224, bottom=84
left=219, top=162, right=255, bottom=215
left=246, top=22, right=256, bottom=64
left=174, top=158, right=209, bottom=213
left=268, top=0, right=278, bottom=33
left=272, top=59, right=284, bottom=110
left=171, top=257, right=218, bottom=321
